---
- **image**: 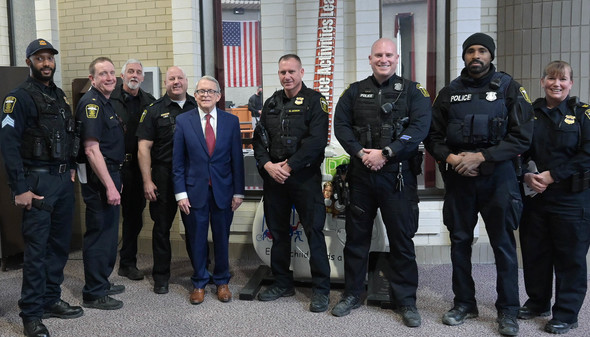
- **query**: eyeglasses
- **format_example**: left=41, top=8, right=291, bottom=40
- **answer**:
left=196, top=89, right=219, bottom=96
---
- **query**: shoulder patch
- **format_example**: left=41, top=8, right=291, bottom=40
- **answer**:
left=85, top=104, right=99, bottom=119
left=320, top=97, right=329, bottom=113
left=519, top=87, right=531, bottom=104
left=3, top=96, right=17, bottom=114
left=139, top=109, right=147, bottom=123
left=585, top=109, right=590, bottom=120
left=340, top=85, right=351, bottom=98
left=416, top=84, right=430, bottom=97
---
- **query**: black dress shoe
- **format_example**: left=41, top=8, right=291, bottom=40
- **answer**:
left=517, top=305, right=550, bottom=320
left=154, top=283, right=169, bottom=294
left=544, top=319, right=578, bottom=334
left=23, top=319, right=50, bottom=337
left=257, top=285, right=295, bottom=301
left=497, top=313, right=519, bottom=336
left=309, top=293, right=329, bottom=312
left=442, top=305, right=479, bottom=326
left=82, top=295, right=123, bottom=310
left=397, top=306, right=422, bottom=327
left=331, top=294, right=361, bottom=317
left=118, top=266, right=144, bottom=280
left=106, top=283, right=125, bottom=295
left=43, top=299, right=84, bottom=319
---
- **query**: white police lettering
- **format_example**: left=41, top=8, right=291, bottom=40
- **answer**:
left=359, top=93, right=374, bottom=99
left=450, top=94, right=472, bottom=102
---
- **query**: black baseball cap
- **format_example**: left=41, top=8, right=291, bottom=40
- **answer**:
left=26, top=38, right=59, bottom=58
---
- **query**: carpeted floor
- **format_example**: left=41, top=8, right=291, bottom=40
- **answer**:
left=1, top=252, right=589, bottom=337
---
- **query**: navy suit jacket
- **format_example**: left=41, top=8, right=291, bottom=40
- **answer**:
left=172, top=108, right=245, bottom=209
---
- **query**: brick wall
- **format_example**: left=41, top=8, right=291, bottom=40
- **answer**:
left=57, top=0, right=174, bottom=99
left=497, top=0, right=590, bottom=101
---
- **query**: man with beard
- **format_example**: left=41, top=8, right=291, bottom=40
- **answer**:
left=136, top=66, right=197, bottom=294
left=76, top=57, right=126, bottom=311
left=110, top=59, right=155, bottom=281
left=424, top=33, right=534, bottom=336
left=0, top=38, right=83, bottom=337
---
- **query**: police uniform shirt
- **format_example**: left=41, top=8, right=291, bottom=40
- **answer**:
left=253, top=83, right=329, bottom=172
left=76, top=86, right=125, bottom=164
left=136, top=93, right=197, bottom=164
left=426, top=64, right=534, bottom=164
left=334, top=74, right=431, bottom=163
left=527, top=97, right=590, bottom=182
left=110, top=83, right=155, bottom=157
left=1, top=77, right=71, bottom=195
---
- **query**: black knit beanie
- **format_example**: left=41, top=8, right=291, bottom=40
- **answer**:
left=462, top=33, right=495, bottom=61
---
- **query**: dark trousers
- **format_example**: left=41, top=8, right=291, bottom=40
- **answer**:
left=520, top=188, right=590, bottom=324
left=81, top=169, right=121, bottom=301
left=263, top=168, right=330, bottom=295
left=18, top=170, right=74, bottom=322
left=149, top=164, right=178, bottom=285
left=442, top=160, right=521, bottom=315
left=182, top=186, right=233, bottom=289
left=119, top=161, right=146, bottom=269
left=344, top=167, right=419, bottom=306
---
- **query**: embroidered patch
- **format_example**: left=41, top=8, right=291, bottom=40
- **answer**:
left=417, top=84, right=430, bottom=97
left=85, top=104, right=99, bottom=119
left=320, top=97, right=329, bottom=113
left=3, top=96, right=17, bottom=114
left=139, top=109, right=148, bottom=123
left=2, top=115, right=14, bottom=128
left=519, top=87, right=531, bottom=104
left=585, top=109, right=590, bottom=120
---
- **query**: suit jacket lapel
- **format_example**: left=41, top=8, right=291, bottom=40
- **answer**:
left=189, top=109, right=209, bottom=155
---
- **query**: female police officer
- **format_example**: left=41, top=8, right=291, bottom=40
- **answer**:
left=519, top=61, right=590, bottom=334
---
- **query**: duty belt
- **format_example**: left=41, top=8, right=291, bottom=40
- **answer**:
left=124, top=153, right=134, bottom=162
left=25, top=163, right=68, bottom=175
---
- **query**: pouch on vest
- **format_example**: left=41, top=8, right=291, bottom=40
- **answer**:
left=470, top=114, right=489, bottom=143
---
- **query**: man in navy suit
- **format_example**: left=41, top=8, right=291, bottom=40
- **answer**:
left=172, top=75, right=245, bottom=304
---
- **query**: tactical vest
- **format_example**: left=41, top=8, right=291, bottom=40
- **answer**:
left=445, top=72, right=511, bottom=149
left=265, top=89, right=314, bottom=161
left=351, top=76, right=410, bottom=149
left=19, top=82, right=77, bottom=162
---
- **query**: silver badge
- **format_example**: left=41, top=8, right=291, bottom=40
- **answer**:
left=394, top=83, right=403, bottom=91
left=486, top=92, right=497, bottom=101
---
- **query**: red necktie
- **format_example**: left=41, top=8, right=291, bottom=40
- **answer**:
left=205, top=113, right=215, bottom=155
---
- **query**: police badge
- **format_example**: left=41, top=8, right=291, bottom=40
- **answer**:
left=485, top=92, right=497, bottom=101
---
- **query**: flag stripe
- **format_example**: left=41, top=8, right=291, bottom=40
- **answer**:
left=223, top=21, right=260, bottom=88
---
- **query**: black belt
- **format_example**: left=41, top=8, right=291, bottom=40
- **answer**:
left=25, top=163, right=68, bottom=175
left=106, top=162, right=123, bottom=171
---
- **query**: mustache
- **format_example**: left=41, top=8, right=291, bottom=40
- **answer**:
left=469, top=60, right=483, bottom=67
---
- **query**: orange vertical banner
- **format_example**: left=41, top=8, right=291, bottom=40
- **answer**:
left=313, top=0, right=337, bottom=144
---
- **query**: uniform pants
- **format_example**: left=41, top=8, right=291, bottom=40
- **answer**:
left=182, top=186, right=233, bottom=289
left=81, top=169, right=121, bottom=301
left=149, top=164, right=179, bottom=285
left=18, top=170, right=74, bottom=322
left=263, top=167, right=330, bottom=295
left=344, top=167, right=419, bottom=306
left=442, top=160, right=521, bottom=315
left=520, top=187, right=590, bottom=324
left=119, top=161, right=146, bottom=269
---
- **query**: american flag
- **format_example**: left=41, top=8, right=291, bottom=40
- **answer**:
left=223, top=21, right=261, bottom=88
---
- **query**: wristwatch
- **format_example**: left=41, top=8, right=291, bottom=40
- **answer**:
left=382, top=146, right=393, bottom=159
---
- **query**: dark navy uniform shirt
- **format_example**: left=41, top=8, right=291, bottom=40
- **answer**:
left=76, top=86, right=125, bottom=164
left=0, top=77, right=72, bottom=195
left=526, top=97, right=590, bottom=182
left=136, top=93, right=197, bottom=164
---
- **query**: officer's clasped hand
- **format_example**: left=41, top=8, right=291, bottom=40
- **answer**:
left=361, top=148, right=387, bottom=171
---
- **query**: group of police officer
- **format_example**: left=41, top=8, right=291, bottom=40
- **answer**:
left=2, top=32, right=589, bottom=337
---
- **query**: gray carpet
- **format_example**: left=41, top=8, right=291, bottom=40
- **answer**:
left=1, top=252, right=589, bottom=337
